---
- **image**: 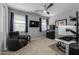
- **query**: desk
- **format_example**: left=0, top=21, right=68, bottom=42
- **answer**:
left=55, top=39, right=76, bottom=55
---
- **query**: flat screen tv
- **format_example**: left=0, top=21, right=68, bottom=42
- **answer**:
left=30, top=20, right=39, bottom=27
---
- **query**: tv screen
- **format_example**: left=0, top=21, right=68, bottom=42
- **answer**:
left=30, top=20, right=39, bottom=27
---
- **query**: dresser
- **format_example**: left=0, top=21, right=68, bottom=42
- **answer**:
left=46, top=30, right=55, bottom=39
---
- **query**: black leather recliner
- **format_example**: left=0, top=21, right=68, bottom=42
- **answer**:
left=7, top=31, right=31, bottom=51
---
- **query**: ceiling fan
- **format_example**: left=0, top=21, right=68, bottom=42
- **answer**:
left=35, top=3, right=54, bottom=14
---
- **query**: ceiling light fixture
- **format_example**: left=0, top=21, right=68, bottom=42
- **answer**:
left=43, top=10, right=47, bottom=13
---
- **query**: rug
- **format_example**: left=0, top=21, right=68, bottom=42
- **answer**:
left=49, top=43, right=65, bottom=55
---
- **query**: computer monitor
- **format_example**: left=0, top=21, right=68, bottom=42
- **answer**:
left=50, top=25, right=55, bottom=30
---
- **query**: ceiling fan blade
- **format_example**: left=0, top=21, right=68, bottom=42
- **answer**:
left=35, top=10, right=42, bottom=12
left=47, top=11, right=50, bottom=14
left=46, top=3, right=53, bottom=9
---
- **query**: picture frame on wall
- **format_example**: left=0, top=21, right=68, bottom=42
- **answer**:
left=55, top=19, right=67, bottom=27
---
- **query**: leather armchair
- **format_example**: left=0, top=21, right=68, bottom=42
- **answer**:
left=7, top=31, right=31, bottom=51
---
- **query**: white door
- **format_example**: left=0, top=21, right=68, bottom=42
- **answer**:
left=0, top=4, right=8, bottom=51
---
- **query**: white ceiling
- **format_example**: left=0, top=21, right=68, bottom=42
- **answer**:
left=6, top=3, right=79, bottom=17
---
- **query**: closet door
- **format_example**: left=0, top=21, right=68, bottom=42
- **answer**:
left=0, top=4, right=8, bottom=51
left=0, top=4, right=5, bottom=51
left=2, top=4, right=8, bottom=51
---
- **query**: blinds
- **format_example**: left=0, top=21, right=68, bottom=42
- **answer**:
left=13, top=13, right=25, bottom=32
left=42, top=19, right=47, bottom=31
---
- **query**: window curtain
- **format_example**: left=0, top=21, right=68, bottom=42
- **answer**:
left=10, top=12, right=14, bottom=32
left=46, top=19, right=49, bottom=29
left=25, top=15, right=28, bottom=32
left=46, top=19, right=49, bottom=26
left=39, top=18, right=42, bottom=32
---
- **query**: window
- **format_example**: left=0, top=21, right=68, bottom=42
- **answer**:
left=13, top=13, right=25, bottom=32
left=42, top=19, right=47, bottom=31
